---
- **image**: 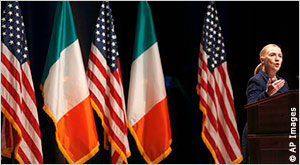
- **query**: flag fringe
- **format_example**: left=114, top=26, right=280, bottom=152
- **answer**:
left=91, top=99, right=131, bottom=163
left=199, top=103, right=243, bottom=164
left=103, top=132, right=109, bottom=150
left=127, top=123, right=172, bottom=164
left=1, top=105, right=24, bottom=164
left=1, top=119, right=14, bottom=158
left=232, top=155, right=243, bottom=164
left=1, top=147, right=13, bottom=158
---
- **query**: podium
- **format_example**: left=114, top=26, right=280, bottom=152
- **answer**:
left=244, top=90, right=299, bottom=164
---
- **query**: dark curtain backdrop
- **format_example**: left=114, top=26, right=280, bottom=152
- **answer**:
left=1, top=1, right=299, bottom=164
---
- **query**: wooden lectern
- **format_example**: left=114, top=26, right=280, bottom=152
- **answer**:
left=244, top=90, right=299, bottom=164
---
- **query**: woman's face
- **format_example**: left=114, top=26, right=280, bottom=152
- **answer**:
left=261, top=46, right=283, bottom=73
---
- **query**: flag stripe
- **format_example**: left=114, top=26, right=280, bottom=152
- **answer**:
left=2, top=99, right=42, bottom=164
left=214, top=68, right=237, bottom=129
left=200, top=53, right=241, bottom=161
left=214, top=68, right=235, bottom=118
left=90, top=44, right=126, bottom=123
left=199, top=55, right=242, bottom=163
left=109, top=74, right=124, bottom=114
left=129, top=98, right=172, bottom=164
left=111, top=148, right=126, bottom=164
left=217, top=66, right=235, bottom=113
left=89, top=86, right=127, bottom=153
left=90, top=47, right=125, bottom=115
left=87, top=68, right=126, bottom=132
left=200, top=95, right=235, bottom=161
left=88, top=86, right=123, bottom=139
left=202, top=78, right=218, bottom=118
left=88, top=50, right=126, bottom=129
left=17, top=147, right=29, bottom=164
left=113, top=68, right=121, bottom=85
left=21, top=99, right=41, bottom=138
left=132, top=2, right=157, bottom=61
left=213, top=71, right=241, bottom=150
left=200, top=90, right=241, bottom=158
left=222, top=63, right=234, bottom=97
left=21, top=81, right=38, bottom=120
left=213, top=117, right=236, bottom=160
left=43, top=40, right=91, bottom=120
left=91, top=108, right=127, bottom=155
left=1, top=96, right=43, bottom=163
left=88, top=74, right=128, bottom=155
left=1, top=52, right=21, bottom=92
left=200, top=95, right=217, bottom=130
left=21, top=65, right=37, bottom=106
left=21, top=89, right=39, bottom=129
left=205, top=118, right=232, bottom=163
left=40, top=2, right=77, bottom=85
left=214, top=68, right=241, bottom=151
left=19, top=137, right=39, bottom=163
left=2, top=71, right=41, bottom=138
left=1, top=65, right=21, bottom=103
left=199, top=50, right=238, bottom=136
left=2, top=74, right=22, bottom=108
left=1, top=50, right=21, bottom=81
left=203, top=128, right=225, bottom=164
left=1, top=44, right=21, bottom=73
left=127, top=43, right=167, bottom=125
left=53, top=96, right=99, bottom=163
left=111, top=150, right=119, bottom=164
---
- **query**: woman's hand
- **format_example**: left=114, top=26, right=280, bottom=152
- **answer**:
left=266, top=78, right=285, bottom=96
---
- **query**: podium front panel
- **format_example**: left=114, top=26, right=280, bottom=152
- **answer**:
left=248, top=134, right=299, bottom=164
left=246, top=90, right=299, bottom=134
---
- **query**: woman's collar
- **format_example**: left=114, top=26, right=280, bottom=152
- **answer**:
left=259, top=70, right=279, bottom=82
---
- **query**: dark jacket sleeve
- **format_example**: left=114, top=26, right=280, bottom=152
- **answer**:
left=246, top=77, right=268, bottom=104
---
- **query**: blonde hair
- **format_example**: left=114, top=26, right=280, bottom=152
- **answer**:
left=254, top=44, right=281, bottom=75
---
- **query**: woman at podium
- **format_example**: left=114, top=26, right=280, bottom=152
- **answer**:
left=242, top=44, right=289, bottom=163
left=246, top=44, right=289, bottom=104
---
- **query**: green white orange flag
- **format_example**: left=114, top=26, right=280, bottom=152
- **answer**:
left=40, top=2, right=99, bottom=163
left=127, top=2, right=172, bottom=164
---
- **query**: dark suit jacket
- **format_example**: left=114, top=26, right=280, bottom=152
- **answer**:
left=246, top=70, right=289, bottom=104
left=242, top=70, right=289, bottom=163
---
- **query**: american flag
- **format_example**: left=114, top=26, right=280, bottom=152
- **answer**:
left=197, top=2, right=243, bottom=164
left=87, top=1, right=130, bottom=164
left=1, top=1, right=43, bottom=164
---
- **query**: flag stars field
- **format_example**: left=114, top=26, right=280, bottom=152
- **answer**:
left=2, top=2, right=29, bottom=63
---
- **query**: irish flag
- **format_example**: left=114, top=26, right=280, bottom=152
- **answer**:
left=40, top=2, right=99, bottom=163
left=127, top=2, right=172, bottom=164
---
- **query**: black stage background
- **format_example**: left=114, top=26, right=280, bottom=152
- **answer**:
left=1, top=1, right=299, bottom=164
